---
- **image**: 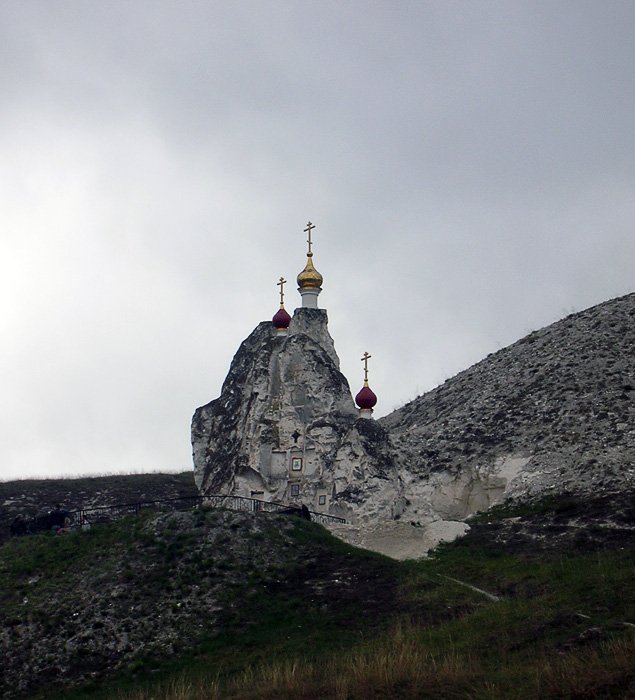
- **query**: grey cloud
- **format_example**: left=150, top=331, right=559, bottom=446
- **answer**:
left=1, top=1, right=634, bottom=479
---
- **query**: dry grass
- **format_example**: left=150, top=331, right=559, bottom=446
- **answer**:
left=115, top=624, right=635, bottom=700
left=117, top=622, right=477, bottom=700
left=116, top=677, right=222, bottom=700
left=537, top=636, right=635, bottom=699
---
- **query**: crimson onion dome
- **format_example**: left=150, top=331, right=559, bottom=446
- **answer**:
left=355, top=384, right=377, bottom=409
left=272, top=276, right=291, bottom=330
left=356, top=351, right=377, bottom=414
left=272, top=306, right=291, bottom=330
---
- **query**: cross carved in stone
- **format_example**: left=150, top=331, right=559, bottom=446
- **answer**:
left=304, top=221, right=316, bottom=255
left=361, top=351, right=372, bottom=383
left=277, top=276, right=286, bottom=305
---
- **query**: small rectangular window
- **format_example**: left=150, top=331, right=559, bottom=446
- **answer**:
left=318, top=495, right=326, bottom=506
left=290, top=483, right=300, bottom=497
left=291, top=457, right=302, bottom=471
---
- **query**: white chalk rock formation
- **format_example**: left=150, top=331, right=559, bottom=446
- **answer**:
left=332, top=293, right=635, bottom=558
left=192, top=308, right=402, bottom=522
left=380, top=292, right=635, bottom=526
left=193, top=292, right=634, bottom=558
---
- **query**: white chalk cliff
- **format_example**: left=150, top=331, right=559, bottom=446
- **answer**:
left=379, top=292, right=635, bottom=530
left=192, top=307, right=401, bottom=522
left=193, top=290, right=634, bottom=555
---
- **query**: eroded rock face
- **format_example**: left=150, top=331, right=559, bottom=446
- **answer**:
left=192, top=308, right=401, bottom=522
left=193, top=293, right=634, bottom=552
left=380, top=292, right=635, bottom=526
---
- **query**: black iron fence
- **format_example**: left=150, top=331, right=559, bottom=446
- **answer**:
left=74, top=494, right=345, bottom=525
left=12, top=494, right=345, bottom=536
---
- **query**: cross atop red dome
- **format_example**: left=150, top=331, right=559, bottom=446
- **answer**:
left=272, top=277, right=291, bottom=331
left=355, top=352, right=377, bottom=417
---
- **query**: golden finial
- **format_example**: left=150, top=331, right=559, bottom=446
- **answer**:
left=361, top=352, right=371, bottom=386
left=277, top=277, right=286, bottom=306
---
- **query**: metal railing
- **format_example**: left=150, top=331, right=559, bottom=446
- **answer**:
left=15, top=494, right=346, bottom=535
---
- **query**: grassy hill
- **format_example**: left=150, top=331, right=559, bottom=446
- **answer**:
left=0, top=472, right=197, bottom=543
left=1, top=491, right=633, bottom=699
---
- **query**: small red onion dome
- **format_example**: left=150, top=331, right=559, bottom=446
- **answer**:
left=355, top=384, right=377, bottom=409
left=272, top=306, right=291, bottom=330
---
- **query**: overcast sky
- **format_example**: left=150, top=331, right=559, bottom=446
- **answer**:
left=1, top=1, right=634, bottom=481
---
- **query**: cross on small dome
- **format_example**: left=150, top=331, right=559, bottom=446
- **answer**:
left=355, top=352, right=377, bottom=414
left=272, top=277, right=291, bottom=330
left=297, top=221, right=323, bottom=308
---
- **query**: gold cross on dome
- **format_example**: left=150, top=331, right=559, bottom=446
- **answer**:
left=361, top=352, right=372, bottom=383
left=304, top=221, right=316, bottom=255
left=277, top=276, right=286, bottom=305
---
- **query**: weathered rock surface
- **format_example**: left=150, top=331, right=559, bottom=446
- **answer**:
left=192, top=308, right=401, bottom=522
left=380, top=292, right=635, bottom=526
left=193, top=292, right=634, bottom=555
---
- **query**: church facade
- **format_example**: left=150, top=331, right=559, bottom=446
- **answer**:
left=191, top=223, right=400, bottom=522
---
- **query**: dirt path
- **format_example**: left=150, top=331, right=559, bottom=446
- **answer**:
left=327, top=519, right=470, bottom=560
left=437, top=574, right=500, bottom=601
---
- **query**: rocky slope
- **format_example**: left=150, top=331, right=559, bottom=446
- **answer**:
left=0, top=472, right=197, bottom=543
left=462, top=490, right=635, bottom=556
left=380, top=292, right=635, bottom=525
left=0, top=508, right=398, bottom=700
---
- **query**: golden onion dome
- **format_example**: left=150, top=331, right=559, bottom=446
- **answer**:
left=297, top=253, right=323, bottom=289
